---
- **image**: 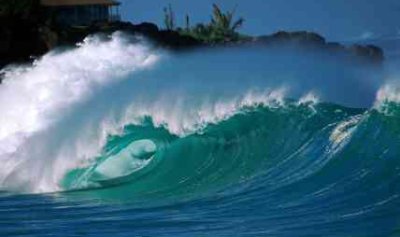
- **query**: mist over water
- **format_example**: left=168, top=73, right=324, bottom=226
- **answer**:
left=1, top=33, right=400, bottom=236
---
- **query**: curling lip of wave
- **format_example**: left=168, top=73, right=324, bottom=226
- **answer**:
left=0, top=32, right=393, bottom=194
left=0, top=33, right=160, bottom=193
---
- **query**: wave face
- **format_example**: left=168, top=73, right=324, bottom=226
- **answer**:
left=1, top=33, right=400, bottom=236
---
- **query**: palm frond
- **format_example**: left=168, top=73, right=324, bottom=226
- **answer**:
left=231, top=17, right=244, bottom=31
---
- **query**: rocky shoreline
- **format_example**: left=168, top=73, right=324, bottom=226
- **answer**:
left=0, top=19, right=384, bottom=70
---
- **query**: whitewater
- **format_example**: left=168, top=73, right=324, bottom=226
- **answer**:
left=1, top=32, right=400, bottom=236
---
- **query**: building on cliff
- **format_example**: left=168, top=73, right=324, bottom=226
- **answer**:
left=40, top=0, right=120, bottom=26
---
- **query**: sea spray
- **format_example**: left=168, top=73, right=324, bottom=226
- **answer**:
left=0, top=33, right=386, bottom=194
left=0, top=32, right=160, bottom=192
left=0, top=32, right=399, bottom=237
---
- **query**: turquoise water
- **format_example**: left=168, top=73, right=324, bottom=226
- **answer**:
left=1, top=34, right=400, bottom=236
left=2, top=103, right=400, bottom=236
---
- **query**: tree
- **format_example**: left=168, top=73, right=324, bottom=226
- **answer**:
left=185, top=14, right=190, bottom=32
left=161, top=3, right=245, bottom=43
left=163, top=4, right=175, bottom=30
left=209, top=4, right=244, bottom=42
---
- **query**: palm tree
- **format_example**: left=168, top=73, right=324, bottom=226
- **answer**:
left=163, top=4, right=175, bottom=30
left=209, top=4, right=244, bottom=41
left=163, top=3, right=245, bottom=43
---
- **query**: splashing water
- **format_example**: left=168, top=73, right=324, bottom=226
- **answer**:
left=1, top=33, right=400, bottom=237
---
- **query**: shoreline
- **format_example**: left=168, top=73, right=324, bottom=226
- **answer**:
left=0, top=20, right=384, bottom=71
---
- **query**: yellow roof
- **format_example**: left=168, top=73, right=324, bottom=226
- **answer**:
left=41, top=0, right=120, bottom=6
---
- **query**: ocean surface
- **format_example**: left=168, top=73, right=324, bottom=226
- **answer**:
left=1, top=33, right=400, bottom=236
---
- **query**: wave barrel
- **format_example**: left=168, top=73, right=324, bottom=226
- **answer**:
left=90, top=139, right=157, bottom=184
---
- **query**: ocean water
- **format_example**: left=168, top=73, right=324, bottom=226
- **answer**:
left=1, top=32, right=400, bottom=236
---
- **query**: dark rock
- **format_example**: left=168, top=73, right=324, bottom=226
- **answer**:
left=0, top=17, right=385, bottom=70
left=54, top=21, right=202, bottom=50
left=325, top=42, right=345, bottom=51
left=256, top=31, right=326, bottom=46
left=0, top=16, right=49, bottom=69
left=0, top=0, right=50, bottom=68
left=0, top=1, right=386, bottom=69
left=148, top=30, right=202, bottom=49
left=349, top=44, right=384, bottom=63
left=236, top=31, right=384, bottom=65
left=131, top=22, right=159, bottom=34
left=110, top=22, right=201, bottom=49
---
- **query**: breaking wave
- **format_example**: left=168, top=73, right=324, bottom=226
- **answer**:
left=1, top=32, right=400, bottom=236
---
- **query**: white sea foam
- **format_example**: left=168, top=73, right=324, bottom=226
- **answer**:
left=376, top=83, right=400, bottom=104
left=0, top=31, right=386, bottom=193
left=0, top=32, right=159, bottom=192
left=298, top=92, right=319, bottom=106
left=373, top=78, right=400, bottom=115
left=121, top=88, right=287, bottom=136
left=0, top=33, right=291, bottom=193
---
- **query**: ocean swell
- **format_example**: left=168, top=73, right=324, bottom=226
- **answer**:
left=0, top=32, right=396, bottom=203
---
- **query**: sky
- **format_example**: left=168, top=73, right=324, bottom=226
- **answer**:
left=118, top=0, right=400, bottom=42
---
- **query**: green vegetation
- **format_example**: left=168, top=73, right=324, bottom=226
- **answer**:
left=163, top=4, right=246, bottom=43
